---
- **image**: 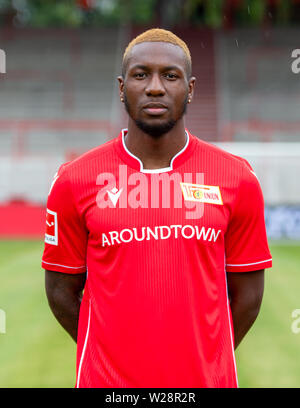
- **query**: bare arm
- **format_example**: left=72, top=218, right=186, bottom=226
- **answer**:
left=226, top=269, right=264, bottom=349
left=45, top=270, right=87, bottom=342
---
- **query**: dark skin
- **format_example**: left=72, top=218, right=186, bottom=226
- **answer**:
left=45, top=41, right=265, bottom=348
left=45, top=270, right=86, bottom=342
left=227, top=269, right=264, bottom=348
left=118, top=42, right=195, bottom=169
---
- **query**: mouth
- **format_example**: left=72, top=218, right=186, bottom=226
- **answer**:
left=142, top=103, right=168, bottom=116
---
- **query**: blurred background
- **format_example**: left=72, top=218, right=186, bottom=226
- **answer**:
left=0, top=0, right=300, bottom=388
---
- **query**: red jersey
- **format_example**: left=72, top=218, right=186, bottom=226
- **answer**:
left=42, top=129, right=272, bottom=388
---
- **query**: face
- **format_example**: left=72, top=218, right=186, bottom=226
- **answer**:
left=118, top=42, right=195, bottom=138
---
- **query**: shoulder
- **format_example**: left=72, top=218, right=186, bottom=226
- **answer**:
left=192, top=135, right=255, bottom=180
left=57, top=137, right=116, bottom=178
left=195, top=136, right=248, bottom=166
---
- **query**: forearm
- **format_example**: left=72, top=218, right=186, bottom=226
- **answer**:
left=45, top=270, right=86, bottom=343
left=48, top=291, right=82, bottom=342
left=227, top=270, right=264, bottom=349
left=229, top=298, right=261, bottom=349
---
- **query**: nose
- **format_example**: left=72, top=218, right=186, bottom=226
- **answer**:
left=145, top=73, right=165, bottom=96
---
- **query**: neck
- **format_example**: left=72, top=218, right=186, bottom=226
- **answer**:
left=125, top=119, right=187, bottom=170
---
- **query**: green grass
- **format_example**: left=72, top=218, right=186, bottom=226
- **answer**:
left=0, top=240, right=300, bottom=387
left=235, top=242, right=300, bottom=388
left=0, top=240, right=76, bottom=388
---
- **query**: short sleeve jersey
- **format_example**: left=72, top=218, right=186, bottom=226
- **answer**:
left=42, top=129, right=272, bottom=388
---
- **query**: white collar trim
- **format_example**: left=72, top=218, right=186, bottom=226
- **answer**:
left=121, top=129, right=189, bottom=173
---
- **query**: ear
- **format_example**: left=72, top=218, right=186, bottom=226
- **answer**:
left=117, top=76, right=124, bottom=102
left=188, top=76, right=196, bottom=103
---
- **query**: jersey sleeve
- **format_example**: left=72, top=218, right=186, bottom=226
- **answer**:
left=41, top=164, right=88, bottom=274
left=225, top=162, right=272, bottom=272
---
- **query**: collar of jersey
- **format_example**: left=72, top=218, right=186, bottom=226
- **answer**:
left=114, top=128, right=196, bottom=173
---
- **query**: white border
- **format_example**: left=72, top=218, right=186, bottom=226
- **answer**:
left=224, top=256, right=239, bottom=387
left=76, top=298, right=91, bottom=388
left=121, top=128, right=189, bottom=173
left=42, top=260, right=86, bottom=269
left=226, top=258, right=272, bottom=267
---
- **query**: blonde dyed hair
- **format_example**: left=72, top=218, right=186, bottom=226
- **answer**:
left=122, top=28, right=192, bottom=77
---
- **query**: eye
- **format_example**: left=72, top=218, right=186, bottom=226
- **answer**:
left=164, top=73, right=178, bottom=80
left=134, top=72, right=147, bottom=79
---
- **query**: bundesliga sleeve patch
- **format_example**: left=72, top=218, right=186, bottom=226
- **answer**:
left=45, top=209, right=58, bottom=246
left=180, top=183, right=223, bottom=205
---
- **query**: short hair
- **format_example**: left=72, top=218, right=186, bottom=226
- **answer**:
left=122, top=28, right=192, bottom=78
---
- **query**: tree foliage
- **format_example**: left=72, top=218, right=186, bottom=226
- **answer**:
left=0, top=0, right=298, bottom=28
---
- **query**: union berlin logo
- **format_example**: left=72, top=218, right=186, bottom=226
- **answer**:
left=96, top=165, right=223, bottom=220
left=180, top=183, right=223, bottom=205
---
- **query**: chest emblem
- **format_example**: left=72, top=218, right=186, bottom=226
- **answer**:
left=180, top=183, right=223, bottom=205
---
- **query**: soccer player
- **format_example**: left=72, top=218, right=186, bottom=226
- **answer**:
left=42, top=28, right=272, bottom=388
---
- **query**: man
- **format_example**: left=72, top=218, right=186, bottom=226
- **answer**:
left=42, top=28, right=272, bottom=388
